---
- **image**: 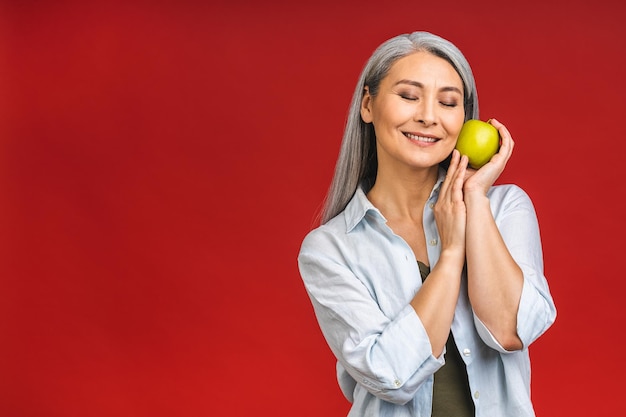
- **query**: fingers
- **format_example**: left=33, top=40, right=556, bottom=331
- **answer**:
left=439, top=149, right=459, bottom=197
left=489, top=118, right=514, bottom=160
left=454, top=154, right=469, bottom=199
left=441, top=150, right=463, bottom=189
left=435, top=150, right=468, bottom=250
left=440, top=149, right=467, bottom=202
left=462, top=117, right=513, bottom=193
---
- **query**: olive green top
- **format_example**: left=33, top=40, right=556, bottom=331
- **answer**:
left=418, top=260, right=475, bottom=417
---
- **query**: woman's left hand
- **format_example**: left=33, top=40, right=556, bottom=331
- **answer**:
left=462, top=118, right=515, bottom=196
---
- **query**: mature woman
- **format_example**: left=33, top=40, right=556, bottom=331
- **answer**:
left=298, top=31, right=556, bottom=417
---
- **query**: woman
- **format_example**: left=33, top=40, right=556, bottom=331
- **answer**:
left=297, top=31, right=556, bottom=417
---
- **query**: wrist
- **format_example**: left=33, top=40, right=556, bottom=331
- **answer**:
left=438, top=247, right=466, bottom=271
left=463, top=190, right=490, bottom=207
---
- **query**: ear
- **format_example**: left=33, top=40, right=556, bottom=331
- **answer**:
left=360, top=86, right=373, bottom=123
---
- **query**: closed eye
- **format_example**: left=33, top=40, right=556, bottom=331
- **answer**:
left=399, top=94, right=418, bottom=101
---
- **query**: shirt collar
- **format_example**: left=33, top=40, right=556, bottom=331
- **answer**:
left=344, top=167, right=447, bottom=233
left=344, top=187, right=383, bottom=233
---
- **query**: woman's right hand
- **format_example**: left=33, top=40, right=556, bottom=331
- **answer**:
left=433, top=149, right=468, bottom=257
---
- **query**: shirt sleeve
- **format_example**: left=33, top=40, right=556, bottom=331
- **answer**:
left=473, top=185, right=557, bottom=353
left=298, top=227, right=444, bottom=405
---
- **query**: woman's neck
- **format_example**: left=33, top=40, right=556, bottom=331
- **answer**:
left=367, top=166, right=439, bottom=221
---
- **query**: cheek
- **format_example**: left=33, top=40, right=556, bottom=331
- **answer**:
left=373, top=99, right=413, bottom=124
left=447, top=113, right=465, bottom=139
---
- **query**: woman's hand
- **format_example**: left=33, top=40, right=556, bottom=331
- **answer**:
left=433, top=149, right=468, bottom=255
left=462, top=118, right=515, bottom=196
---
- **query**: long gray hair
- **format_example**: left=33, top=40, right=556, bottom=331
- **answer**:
left=319, top=31, right=479, bottom=224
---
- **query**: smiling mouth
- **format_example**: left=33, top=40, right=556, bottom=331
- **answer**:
left=404, top=132, right=439, bottom=143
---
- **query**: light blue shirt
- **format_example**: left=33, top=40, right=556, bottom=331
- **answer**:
left=298, top=171, right=556, bottom=417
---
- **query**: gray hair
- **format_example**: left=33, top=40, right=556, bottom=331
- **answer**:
left=319, top=31, right=479, bottom=224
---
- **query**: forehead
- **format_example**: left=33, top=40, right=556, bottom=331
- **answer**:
left=385, top=51, right=463, bottom=88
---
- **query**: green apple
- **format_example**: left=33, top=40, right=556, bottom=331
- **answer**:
left=455, top=119, right=500, bottom=169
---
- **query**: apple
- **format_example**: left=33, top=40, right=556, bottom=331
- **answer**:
left=455, top=119, right=500, bottom=169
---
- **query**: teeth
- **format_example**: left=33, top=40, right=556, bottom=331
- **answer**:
left=405, top=133, right=437, bottom=142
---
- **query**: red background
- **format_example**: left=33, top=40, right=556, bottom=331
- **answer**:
left=1, top=1, right=625, bottom=416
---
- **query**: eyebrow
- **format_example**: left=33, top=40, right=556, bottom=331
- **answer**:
left=394, top=79, right=463, bottom=95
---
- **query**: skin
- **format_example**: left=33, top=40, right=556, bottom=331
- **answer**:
left=361, top=51, right=523, bottom=356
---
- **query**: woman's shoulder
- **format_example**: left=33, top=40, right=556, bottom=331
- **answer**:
left=302, top=220, right=339, bottom=239
left=489, top=183, right=531, bottom=199
left=301, top=187, right=378, bottom=245
left=300, top=213, right=348, bottom=249
left=488, top=183, right=537, bottom=212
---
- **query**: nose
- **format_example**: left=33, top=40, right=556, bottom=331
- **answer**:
left=414, top=99, right=436, bottom=126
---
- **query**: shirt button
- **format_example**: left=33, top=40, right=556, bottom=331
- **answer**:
left=463, top=348, right=471, bottom=356
left=429, top=202, right=435, bottom=209
left=429, top=239, right=438, bottom=246
left=474, top=391, right=480, bottom=399
left=394, top=379, right=401, bottom=387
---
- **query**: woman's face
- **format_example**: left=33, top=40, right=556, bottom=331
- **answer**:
left=361, top=51, right=465, bottom=172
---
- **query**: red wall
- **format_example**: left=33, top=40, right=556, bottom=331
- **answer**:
left=1, top=1, right=625, bottom=416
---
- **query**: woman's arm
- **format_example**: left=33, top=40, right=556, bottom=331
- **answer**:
left=464, top=191, right=524, bottom=350
left=462, top=119, right=523, bottom=350
left=413, top=150, right=468, bottom=356
left=298, top=228, right=444, bottom=405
